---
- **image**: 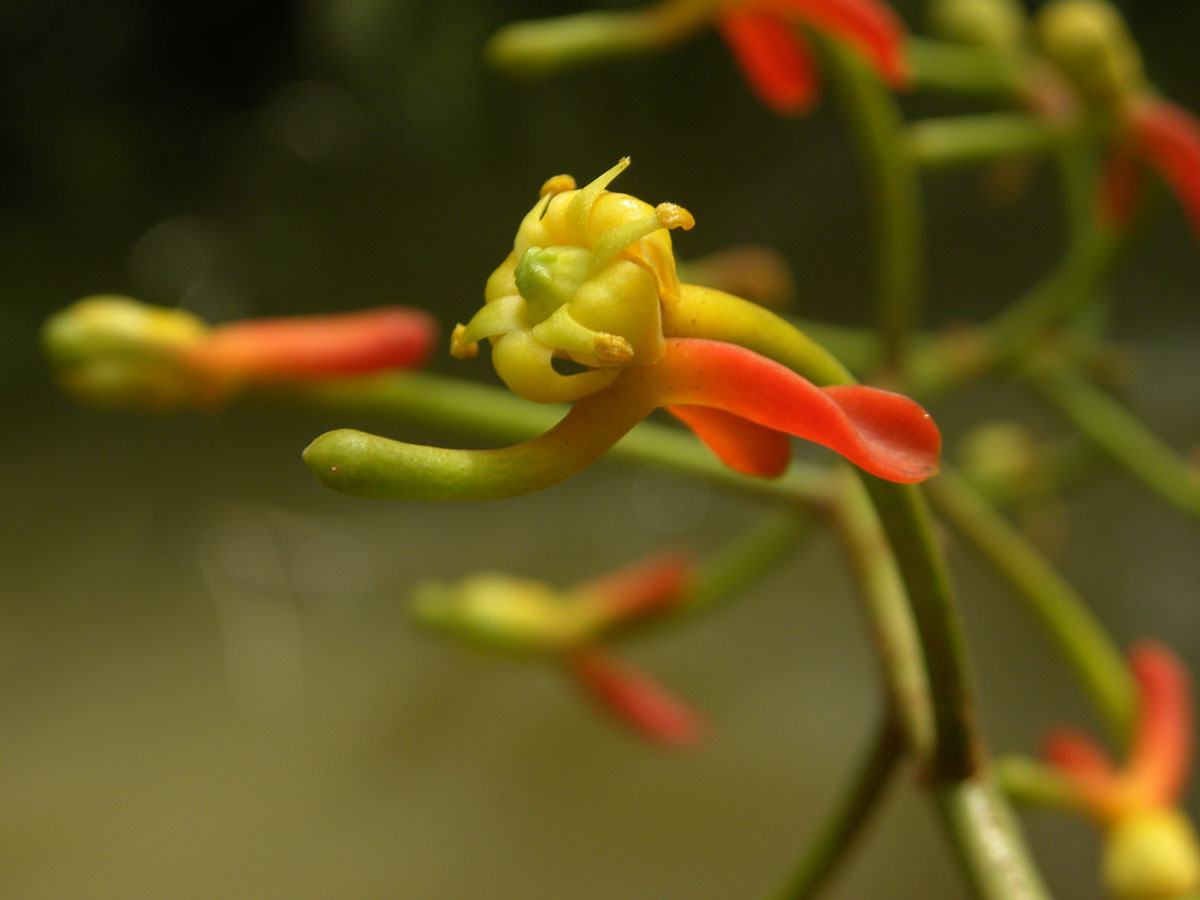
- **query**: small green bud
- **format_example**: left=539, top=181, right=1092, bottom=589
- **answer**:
left=1037, top=0, right=1144, bottom=105
left=928, top=0, right=1027, bottom=51
left=513, top=246, right=591, bottom=324
left=959, top=421, right=1044, bottom=491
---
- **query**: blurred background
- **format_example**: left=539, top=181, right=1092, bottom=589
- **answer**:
left=3, top=1, right=1199, bottom=897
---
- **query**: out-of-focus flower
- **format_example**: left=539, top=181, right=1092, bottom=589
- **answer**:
left=487, top=0, right=909, bottom=115
left=1040, top=642, right=1200, bottom=900
left=413, top=551, right=704, bottom=746
left=306, top=160, right=941, bottom=502
left=43, top=295, right=435, bottom=410
left=713, top=0, right=909, bottom=113
left=1035, top=0, right=1200, bottom=239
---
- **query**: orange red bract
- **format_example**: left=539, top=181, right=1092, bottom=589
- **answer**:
left=716, top=0, right=909, bottom=113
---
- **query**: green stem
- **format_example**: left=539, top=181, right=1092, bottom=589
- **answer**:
left=906, top=37, right=1025, bottom=97
left=830, top=467, right=934, bottom=762
left=926, top=467, right=1135, bottom=745
left=770, top=713, right=905, bottom=900
left=983, top=224, right=1125, bottom=367
left=1052, top=135, right=1103, bottom=241
left=824, top=40, right=924, bottom=372
left=484, top=0, right=713, bottom=76
left=996, top=755, right=1081, bottom=810
left=862, top=478, right=982, bottom=780
left=601, top=508, right=816, bottom=642
left=683, top=508, right=815, bottom=617
left=292, top=371, right=829, bottom=505
left=937, top=776, right=1053, bottom=900
left=908, top=114, right=1077, bottom=170
left=276, top=371, right=568, bottom=444
left=667, top=285, right=854, bottom=387
left=1025, top=358, right=1200, bottom=521
left=663, top=293, right=980, bottom=774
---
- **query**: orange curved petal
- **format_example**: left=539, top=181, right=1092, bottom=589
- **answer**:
left=643, top=339, right=940, bottom=483
left=1127, top=97, right=1200, bottom=240
left=575, top=550, right=694, bottom=624
left=715, top=11, right=820, bottom=114
left=190, top=307, right=436, bottom=379
left=769, top=0, right=909, bottom=87
left=667, top=404, right=793, bottom=477
left=568, top=646, right=705, bottom=748
left=1126, top=641, right=1193, bottom=806
left=1042, top=727, right=1120, bottom=817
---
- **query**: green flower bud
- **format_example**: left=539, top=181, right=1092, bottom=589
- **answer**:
left=411, top=572, right=595, bottom=652
left=928, top=0, right=1027, bottom=51
left=1037, top=0, right=1144, bottom=105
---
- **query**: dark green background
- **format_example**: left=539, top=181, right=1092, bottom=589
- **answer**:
left=2, top=2, right=1198, bottom=897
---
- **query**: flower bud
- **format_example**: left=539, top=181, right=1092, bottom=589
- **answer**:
left=411, top=573, right=593, bottom=652
left=42, top=295, right=208, bottom=409
left=928, top=0, right=1027, bottom=51
left=452, top=158, right=694, bottom=403
left=1036, top=0, right=1143, bottom=105
left=1102, top=808, right=1200, bottom=900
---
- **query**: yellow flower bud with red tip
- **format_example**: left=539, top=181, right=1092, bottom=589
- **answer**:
left=44, top=295, right=435, bottom=410
left=411, top=551, right=704, bottom=747
left=1037, top=642, right=1200, bottom=900
left=451, top=157, right=694, bottom=403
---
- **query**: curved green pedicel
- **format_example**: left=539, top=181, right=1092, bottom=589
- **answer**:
left=302, top=373, right=656, bottom=501
left=664, top=284, right=854, bottom=387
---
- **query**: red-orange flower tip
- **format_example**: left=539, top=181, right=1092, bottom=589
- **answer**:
left=1043, top=642, right=1192, bottom=819
left=716, top=11, right=820, bottom=115
left=569, top=646, right=706, bottom=748
left=652, top=339, right=940, bottom=483
left=717, top=0, right=908, bottom=115
left=188, top=307, right=437, bottom=381
left=1126, top=641, right=1192, bottom=808
left=782, top=0, right=910, bottom=86
left=1125, top=97, right=1200, bottom=241
left=575, top=549, right=694, bottom=625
